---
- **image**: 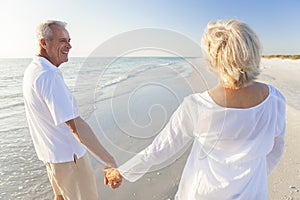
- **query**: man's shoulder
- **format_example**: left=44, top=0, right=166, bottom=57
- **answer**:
left=27, top=56, right=59, bottom=73
left=25, top=62, right=56, bottom=83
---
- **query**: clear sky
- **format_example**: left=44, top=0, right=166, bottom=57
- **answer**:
left=0, top=0, right=299, bottom=58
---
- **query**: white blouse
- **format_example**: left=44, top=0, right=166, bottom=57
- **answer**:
left=119, top=84, right=286, bottom=200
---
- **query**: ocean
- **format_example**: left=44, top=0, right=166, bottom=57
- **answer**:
left=0, top=57, right=197, bottom=199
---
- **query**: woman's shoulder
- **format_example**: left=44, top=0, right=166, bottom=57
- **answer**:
left=266, top=84, right=286, bottom=103
left=183, top=91, right=218, bottom=109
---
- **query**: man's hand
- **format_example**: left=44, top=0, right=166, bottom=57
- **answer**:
left=103, top=167, right=122, bottom=189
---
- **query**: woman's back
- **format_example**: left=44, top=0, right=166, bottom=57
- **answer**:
left=208, top=82, right=269, bottom=109
left=175, top=84, right=286, bottom=199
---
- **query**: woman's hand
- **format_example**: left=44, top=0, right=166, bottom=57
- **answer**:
left=103, top=167, right=123, bottom=189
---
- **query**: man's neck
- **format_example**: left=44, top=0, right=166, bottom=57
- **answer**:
left=37, top=50, right=59, bottom=67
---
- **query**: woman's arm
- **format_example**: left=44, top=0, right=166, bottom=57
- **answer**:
left=266, top=99, right=286, bottom=174
left=118, top=97, right=196, bottom=182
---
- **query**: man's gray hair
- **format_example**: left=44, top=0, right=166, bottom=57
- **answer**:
left=36, top=20, right=67, bottom=41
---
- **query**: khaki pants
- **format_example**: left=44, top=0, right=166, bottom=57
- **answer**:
left=45, top=154, right=98, bottom=200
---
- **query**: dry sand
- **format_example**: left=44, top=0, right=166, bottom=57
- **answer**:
left=259, top=58, right=300, bottom=199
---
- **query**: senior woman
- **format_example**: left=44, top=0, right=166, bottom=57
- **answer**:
left=104, top=19, right=286, bottom=199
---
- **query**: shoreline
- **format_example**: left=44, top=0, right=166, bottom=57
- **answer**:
left=262, top=55, right=300, bottom=60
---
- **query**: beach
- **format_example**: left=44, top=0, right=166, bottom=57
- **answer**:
left=89, top=58, right=300, bottom=199
left=0, top=57, right=299, bottom=199
left=260, top=59, right=300, bottom=199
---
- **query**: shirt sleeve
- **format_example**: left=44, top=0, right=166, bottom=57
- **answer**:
left=266, top=93, right=286, bottom=174
left=37, top=71, right=80, bottom=126
left=119, top=96, right=195, bottom=182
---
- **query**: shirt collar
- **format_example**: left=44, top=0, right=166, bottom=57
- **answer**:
left=34, top=55, right=60, bottom=72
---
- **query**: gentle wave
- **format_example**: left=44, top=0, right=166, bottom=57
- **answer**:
left=0, top=92, right=23, bottom=100
left=99, top=63, right=171, bottom=89
left=0, top=74, right=24, bottom=81
left=0, top=102, right=24, bottom=110
left=0, top=127, right=27, bottom=134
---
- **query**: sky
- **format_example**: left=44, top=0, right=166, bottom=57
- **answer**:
left=0, top=0, right=299, bottom=58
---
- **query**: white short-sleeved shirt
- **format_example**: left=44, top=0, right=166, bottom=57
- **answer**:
left=23, top=56, right=86, bottom=163
left=119, top=84, right=286, bottom=199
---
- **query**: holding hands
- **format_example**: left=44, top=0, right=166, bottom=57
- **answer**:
left=103, top=167, right=123, bottom=189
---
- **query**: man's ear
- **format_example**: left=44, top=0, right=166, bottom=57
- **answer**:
left=39, top=38, right=47, bottom=49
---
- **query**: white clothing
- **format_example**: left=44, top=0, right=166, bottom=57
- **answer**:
left=119, top=84, right=286, bottom=199
left=23, top=56, right=86, bottom=163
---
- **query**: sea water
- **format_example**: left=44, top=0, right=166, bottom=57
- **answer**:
left=0, top=57, right=196, bottom=199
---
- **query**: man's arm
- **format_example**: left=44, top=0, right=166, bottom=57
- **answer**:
left=66, top=117, right=117, bottom=168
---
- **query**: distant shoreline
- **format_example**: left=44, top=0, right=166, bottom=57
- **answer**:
left=1, top=55, right=299, bottom=60
left=262, top=55, right=300, bottom=60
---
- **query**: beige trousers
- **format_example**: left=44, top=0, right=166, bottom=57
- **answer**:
left=45, top=154, right=98, bottom=200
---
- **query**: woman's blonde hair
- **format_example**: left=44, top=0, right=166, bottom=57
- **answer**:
left=201, top=19, right=261, bottom=89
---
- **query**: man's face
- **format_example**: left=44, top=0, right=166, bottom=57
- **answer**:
left=43, top=25, right=72, bottom=67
